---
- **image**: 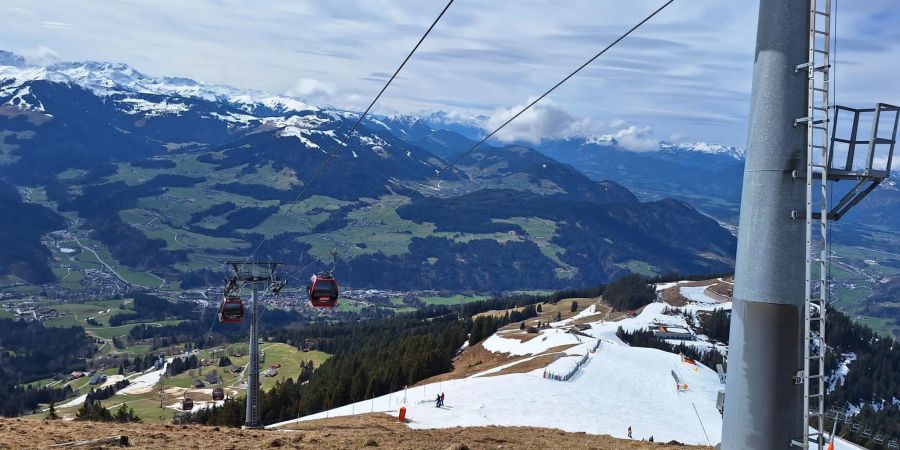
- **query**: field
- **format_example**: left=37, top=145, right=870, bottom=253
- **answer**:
left=419, top=294, right=490, bottom=305
left=50, top=342, right=331, bottom=422
left=830, top=241, right=900, bottom=336
left=85, top=320, right=184, bottom=340
left=35, top=298, right=190, bottom=350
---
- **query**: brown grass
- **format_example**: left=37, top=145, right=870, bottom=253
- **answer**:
left=0, top=415, right=710, bottom=450
left=659, top=287, right=688, bottom=307
left=415, top=343, right=530, bottom=386
left=659, top=278, right=733, bottom=307
left=474, top=306, right=526, bottom=320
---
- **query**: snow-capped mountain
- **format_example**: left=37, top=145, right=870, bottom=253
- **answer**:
left=1, top=50, right=743, bottom=163
left=0, top=51, right=317, bottom=118
left=0, top=50, right=455, bottom=186
left=47, top=59, right=318, bottom=115
left=660, top=141, right=745, bottom=160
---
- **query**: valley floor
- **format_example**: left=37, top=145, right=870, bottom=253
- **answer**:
left=0, top=415, right=708, bottom=450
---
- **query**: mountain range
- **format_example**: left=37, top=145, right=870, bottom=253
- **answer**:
left=0, top=50, right=779, bottom=291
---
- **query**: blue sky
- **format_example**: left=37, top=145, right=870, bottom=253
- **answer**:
left=1, top=1, right=898, bottom=148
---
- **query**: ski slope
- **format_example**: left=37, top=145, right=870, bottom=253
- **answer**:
left=271, top=299, right=726, bottom=444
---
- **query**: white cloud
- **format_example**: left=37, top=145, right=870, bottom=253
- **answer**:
left=20, top=45, right=59, bottom=66
left=285, top=78, right=367, bottom=111
left=481, top=101, right=659, bottom=152
left=611, top=125, right=659, bottom=152
left=287, top=78, right=336, bottom=99
left=483, top=100, right=596, bottom=144
left=39, top=21, right=72, bottom=30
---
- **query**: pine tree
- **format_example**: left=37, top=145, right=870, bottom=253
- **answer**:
left=45, top=402, right=59, bottom=420
left=570, top=301, right=578, bottom=313
left=519, top=322, right=525, bottom=330
left=536, top=304, right=542, bottom=312
left=556, top=311, right=562, bottom=322
left=114, top=405, right=141, bottom=423
left=75, top=400, right=113, bottom=422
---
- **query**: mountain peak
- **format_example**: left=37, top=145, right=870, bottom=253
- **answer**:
left=660, top=141, right=744, bottom=160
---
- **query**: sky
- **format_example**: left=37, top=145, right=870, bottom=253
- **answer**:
left=1, top=0, right=898, bottom=148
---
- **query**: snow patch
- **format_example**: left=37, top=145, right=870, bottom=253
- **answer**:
left=679, top=286, right=719, bottom=304
left=484, top=328, right=582, bottom=356
left=116, top=98, right=189, bottom=117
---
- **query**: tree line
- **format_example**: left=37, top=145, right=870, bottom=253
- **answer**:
left=616, top=326, right=725, bottom=369
left=167, top=355, right=200, bottom=377
left=75, top=400, right=141, bottom=423
left=86, top=379, right=130, bottom=403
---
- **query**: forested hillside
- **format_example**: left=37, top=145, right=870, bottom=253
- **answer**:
left=0, top=320, right=93, bottom=416
left=0, top=181, right=64, bottom=283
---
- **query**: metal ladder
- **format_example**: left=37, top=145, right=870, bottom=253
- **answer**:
left=792, top=0, right=832, bottom=447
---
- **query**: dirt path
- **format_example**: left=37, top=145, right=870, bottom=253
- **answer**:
left=0, top=415, right=710, bottom=449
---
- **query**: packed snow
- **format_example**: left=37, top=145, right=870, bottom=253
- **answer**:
left=679, top=285, right=720, bottom=304
left=118, top=362, right=168, bottom=395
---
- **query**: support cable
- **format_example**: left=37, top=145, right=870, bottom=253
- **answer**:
left=284, top=0, right=676, bottom=282
left=244, top=0, right=455, bottom=261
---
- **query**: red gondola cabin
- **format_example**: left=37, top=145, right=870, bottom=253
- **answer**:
left=182, top=397, right=194, bottom=411
left=212, top=387, right=225, bottom=401
left=218, top=296, right=244, bottom=323
left=307, top=272, right=339, bottom=308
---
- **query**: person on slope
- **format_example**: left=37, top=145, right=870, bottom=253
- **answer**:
left=435, top=394, right=441, bottom=408
left=439, top=392, right=445, bottom=407
left=627, top=426, right=632, bottom=439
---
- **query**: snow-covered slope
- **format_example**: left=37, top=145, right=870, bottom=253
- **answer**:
left=270, top=296, right=727, bottom=445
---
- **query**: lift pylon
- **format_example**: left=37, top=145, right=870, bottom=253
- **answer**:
left=225, top=261, right=284, bottom=429
left=790, top=2, right=899, bottom=448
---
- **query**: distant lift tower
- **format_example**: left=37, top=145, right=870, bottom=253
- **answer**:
left=722, top=0, right=898, bottom=449
left=226, top=261, right=285, bottom=429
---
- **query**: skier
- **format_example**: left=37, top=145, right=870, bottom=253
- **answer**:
left=435, top=394, right=441, bottom=408
left=627, top=426, right=632, bottom=439
left=439, top=392, right=445, bottom=407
